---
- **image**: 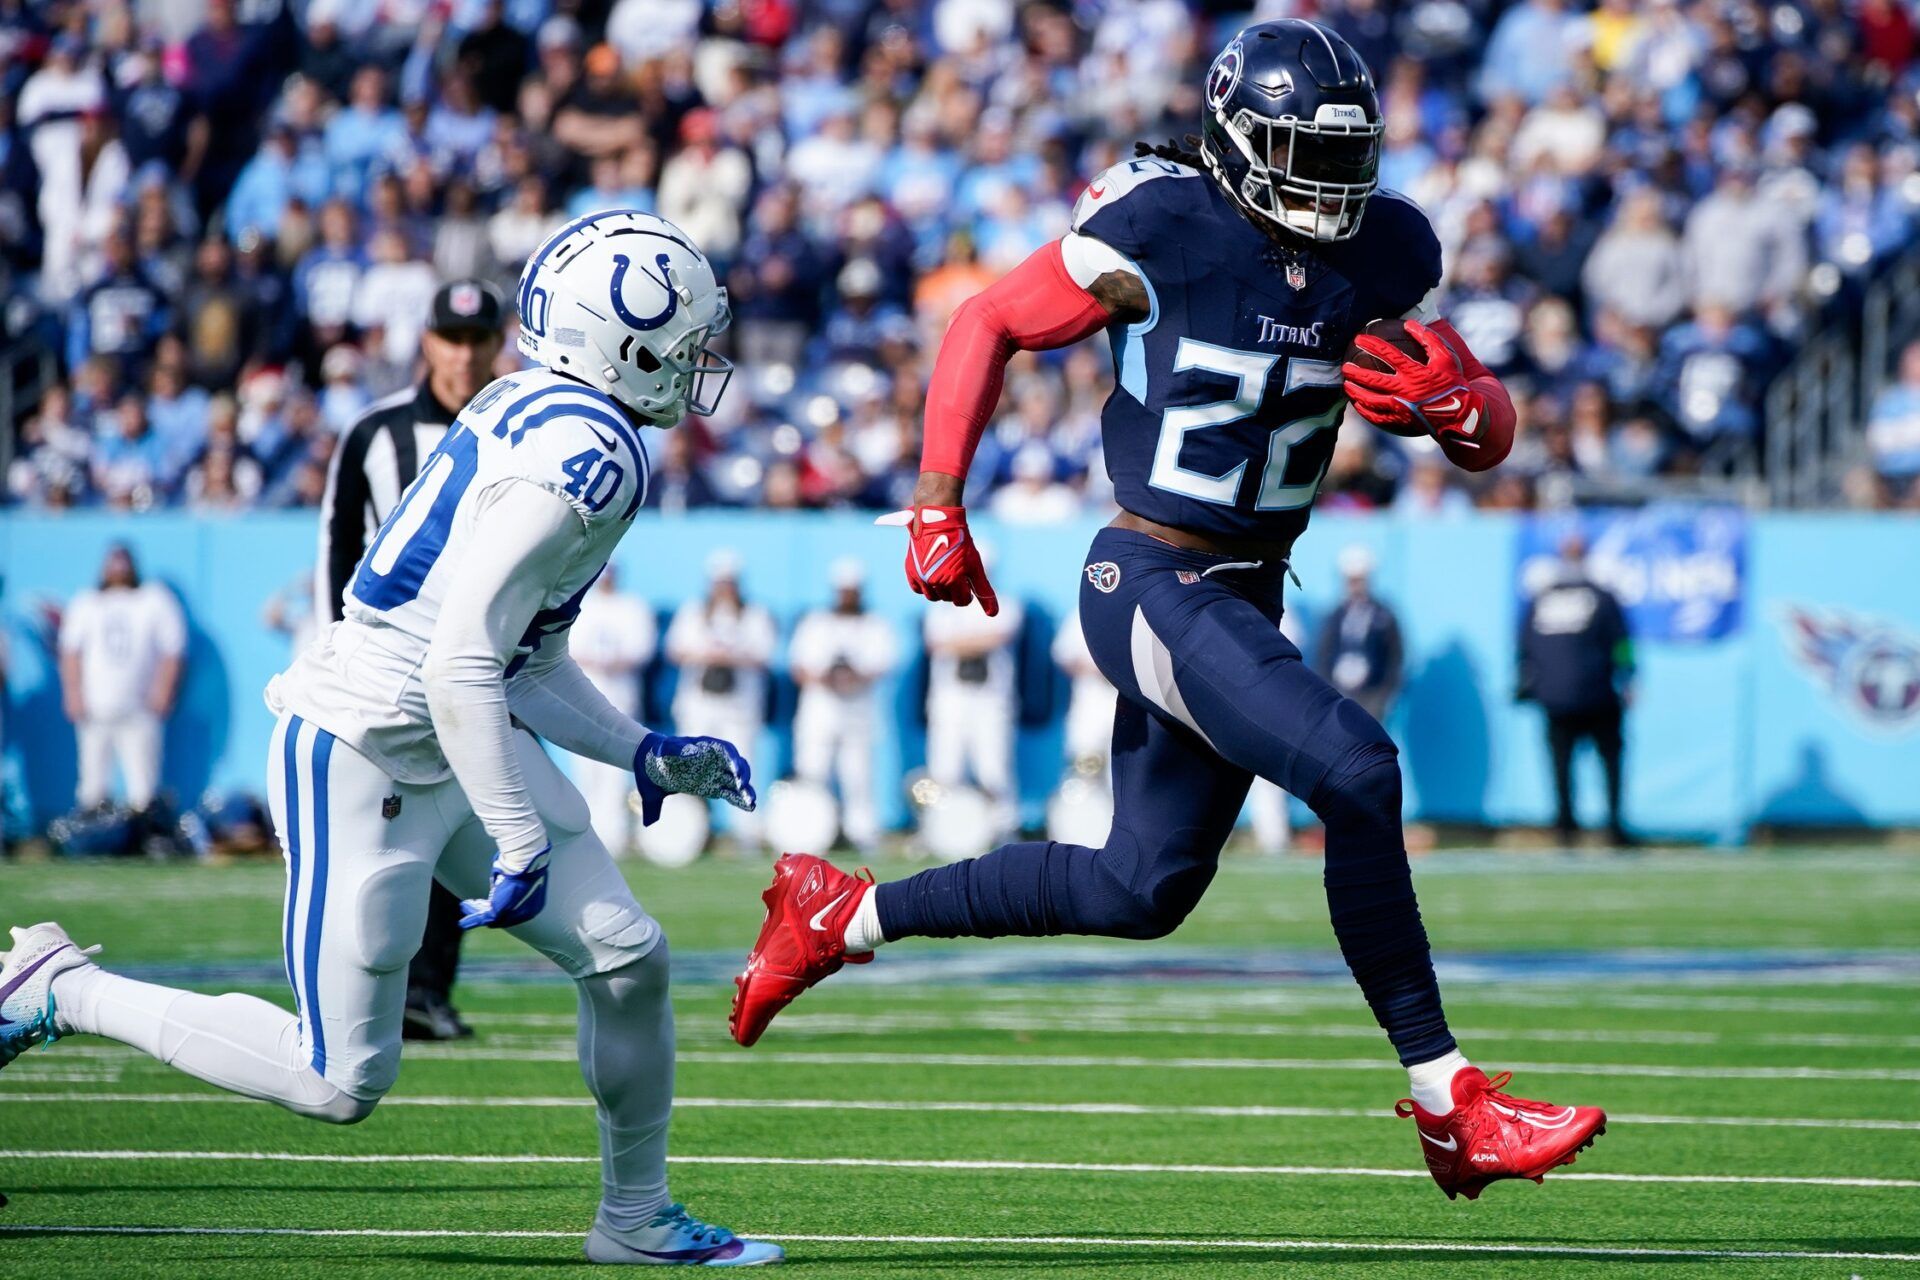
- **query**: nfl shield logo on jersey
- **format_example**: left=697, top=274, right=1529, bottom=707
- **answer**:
left=1286, top=261, right=1307, bottom=290
left=1086, top=562, right=1121, bottom=593
left=382, top=794, right=403, bottom=820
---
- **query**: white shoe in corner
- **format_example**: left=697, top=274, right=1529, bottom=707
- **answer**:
left=0, top=922, right=101, bottom=1068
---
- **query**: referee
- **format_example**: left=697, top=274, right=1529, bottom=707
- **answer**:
left=316, top=278, right=505, bottom=1041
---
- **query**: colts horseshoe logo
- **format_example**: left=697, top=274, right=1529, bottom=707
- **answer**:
left=609, top=253, right=679, bottom=331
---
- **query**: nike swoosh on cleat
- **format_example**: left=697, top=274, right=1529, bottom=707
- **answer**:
left=638, top=1242, right=744, bottom=1262
left=1487, top=1101, right=1579, bottom=1127
left=1418, top=1130, right=1458, bottom=1151
left=0, top=947, right=72, bottom=1026
left=808, top=891, right=852, bottom=932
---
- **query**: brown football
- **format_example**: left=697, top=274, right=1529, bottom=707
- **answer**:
left=1343, top=317, right=1430, bottom=437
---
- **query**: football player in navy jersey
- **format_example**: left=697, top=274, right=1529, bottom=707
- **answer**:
left=734, top=20, right=1606, bottom=1200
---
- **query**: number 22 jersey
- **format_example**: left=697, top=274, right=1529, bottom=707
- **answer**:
left=268, top=368, right=650, bottom=783
left=1072, top=157, right=1441, bottom=552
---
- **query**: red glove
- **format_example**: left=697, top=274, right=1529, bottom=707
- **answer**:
left=1342, top=319, right=1486, bottom=446
left=875, top=504, right=999, bottom=616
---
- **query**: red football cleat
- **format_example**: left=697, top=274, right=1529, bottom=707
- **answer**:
left=729, top=853, right=874, bottom=1047
left=1397, top=1068, right=1606, bottom=1201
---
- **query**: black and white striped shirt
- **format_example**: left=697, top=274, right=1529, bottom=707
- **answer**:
left=315, top=383, right=459, bottom=622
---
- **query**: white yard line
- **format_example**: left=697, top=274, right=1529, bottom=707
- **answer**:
left=41, top=1042, right=1920, bottom=1080
left=657, top=1011, right=1920, bottom=1050
left=2, top=1224, right=1915, bottom=1263
left=4, top=1150, right=1914, bottom=1189
left=5, top=1091, right=1917, bottom=1133
left=668, top=1050, right=1920, bottom=1081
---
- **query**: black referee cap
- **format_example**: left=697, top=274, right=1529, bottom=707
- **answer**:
left=429, top=278, right=506, bottom=335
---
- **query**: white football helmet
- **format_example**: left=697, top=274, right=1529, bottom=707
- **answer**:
left=515, top=209, right=733, bottom=426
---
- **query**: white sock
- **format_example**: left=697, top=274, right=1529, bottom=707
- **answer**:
left=1406, top=1049, right=1473, bottom=1115
left=842, top=885, right=886, bottom=953
left=49, top=966, right=367, bottom=1121
left=577, top=951, right=675, bottom=1234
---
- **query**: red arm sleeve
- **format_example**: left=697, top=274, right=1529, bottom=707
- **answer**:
left=1427, top=318, right=1515, bottom=474
left=920, top=240, right=1114, bottom=479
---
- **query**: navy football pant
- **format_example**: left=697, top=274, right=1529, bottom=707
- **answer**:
left=877, top=527, right=1455, bottom=1066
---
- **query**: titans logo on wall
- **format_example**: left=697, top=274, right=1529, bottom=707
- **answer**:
left=1781, top=607, right=1920, bottom=733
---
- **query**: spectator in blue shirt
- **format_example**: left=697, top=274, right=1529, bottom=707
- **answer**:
left=1816, top=144, right=1912, bottom=278
left=323, top=67, right=405, bottom=204
left=731, top=186, right=829, bottom=370
left=565, top=147, right=656, bottom=218
left=146, top=363, right=212, bottom=490
left=1868, top=341, right=1920, bottom=486
left=93, top=393, right=170, bottom=508
left=67, top=232, right=170, bottom=375
left=1477, top=0, right=1581, bottom=106
left=293, top=199, right=368, bottom=349
left=424, top=72, right=496, bottom=168
left=226, top=124, right=323, bottom=242
left=114, top=43, right=190, bottom=173
left=1658, top=301, right=1772, bottom=451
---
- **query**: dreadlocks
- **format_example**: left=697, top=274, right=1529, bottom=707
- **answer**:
left=1133, top=136, right=1206, bottom=169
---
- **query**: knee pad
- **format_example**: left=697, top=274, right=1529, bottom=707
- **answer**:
left=1311, top=744, right=1402, bottom=830
left=518, top=841, right=662, bottom=979
left=299, top=1083, right=382, bottom=1126
left=584, top=936, right=671, bottom=1003
left=1089, top=833, right=1211, bottom=941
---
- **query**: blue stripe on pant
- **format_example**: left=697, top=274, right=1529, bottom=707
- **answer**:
left=281, top=714, right=334, bottom=1076
left=305, top=726, right=334, bottom=1074
left=876, top=526, right=1456, bottom=1066
left=281, top=716, right=302, bottom=1000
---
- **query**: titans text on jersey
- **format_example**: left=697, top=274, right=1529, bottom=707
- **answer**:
left=1069, top=156, right=1440, bottom=550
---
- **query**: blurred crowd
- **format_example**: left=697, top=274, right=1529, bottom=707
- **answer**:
left=5, top=0, right=1920, bottom=516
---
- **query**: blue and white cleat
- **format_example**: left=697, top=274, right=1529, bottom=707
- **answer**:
left=0, top=922, right=100, bottom=1069
left=585, top=1203, right=784, bottom=1267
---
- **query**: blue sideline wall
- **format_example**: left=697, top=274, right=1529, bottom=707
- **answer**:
left=1, top=510, right=1915, bottom=841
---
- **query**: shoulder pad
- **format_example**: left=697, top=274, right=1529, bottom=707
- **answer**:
left=1351, top=189, right=1443, bottom=315
left=465, top=371, right=651, bottom=522
left=1070, top=157, right=1206, bottom=255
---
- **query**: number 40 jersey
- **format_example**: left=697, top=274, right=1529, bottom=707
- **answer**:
left=1072, top=157, right=1441, bottom=552
left=268, top=368, right=651, bottom=783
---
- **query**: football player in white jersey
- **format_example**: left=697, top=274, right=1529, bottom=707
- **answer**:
left=0, top=211, right=784, bottom=1267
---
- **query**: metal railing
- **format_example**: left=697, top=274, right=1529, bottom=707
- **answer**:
left=1765, top=244, right=1920, bottom=508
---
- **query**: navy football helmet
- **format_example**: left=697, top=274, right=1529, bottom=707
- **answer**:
left=1199, top=19, right=1382, bottom=242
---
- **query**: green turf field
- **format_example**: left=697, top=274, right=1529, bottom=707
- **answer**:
left=2, top=850, right=1918, bottom=1277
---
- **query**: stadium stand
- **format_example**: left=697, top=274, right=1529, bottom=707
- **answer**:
left=2, top=0, right=1917, bottom=515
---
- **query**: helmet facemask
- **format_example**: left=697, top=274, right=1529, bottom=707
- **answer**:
left=597, top=286, right=734, bottom=427
left=1206, top=104, right=1381, bottom=242
left=515, top=210, right=737, bottom=428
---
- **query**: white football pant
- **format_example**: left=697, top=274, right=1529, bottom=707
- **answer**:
left=53, top=713, right=677, bottom=1222
left=76, top=712, right=163, bottom=809
left=925, top=689, right=1016, bottom=836
left=792, top=694, right=879, bottom=849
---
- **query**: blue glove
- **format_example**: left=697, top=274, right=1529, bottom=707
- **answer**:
left=634, top=732, right=756, bottom=826
left=458, top=845, right=551, bottom=930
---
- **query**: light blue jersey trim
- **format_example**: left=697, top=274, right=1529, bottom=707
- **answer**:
left=1111, top=248, right=1160, bottom=406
